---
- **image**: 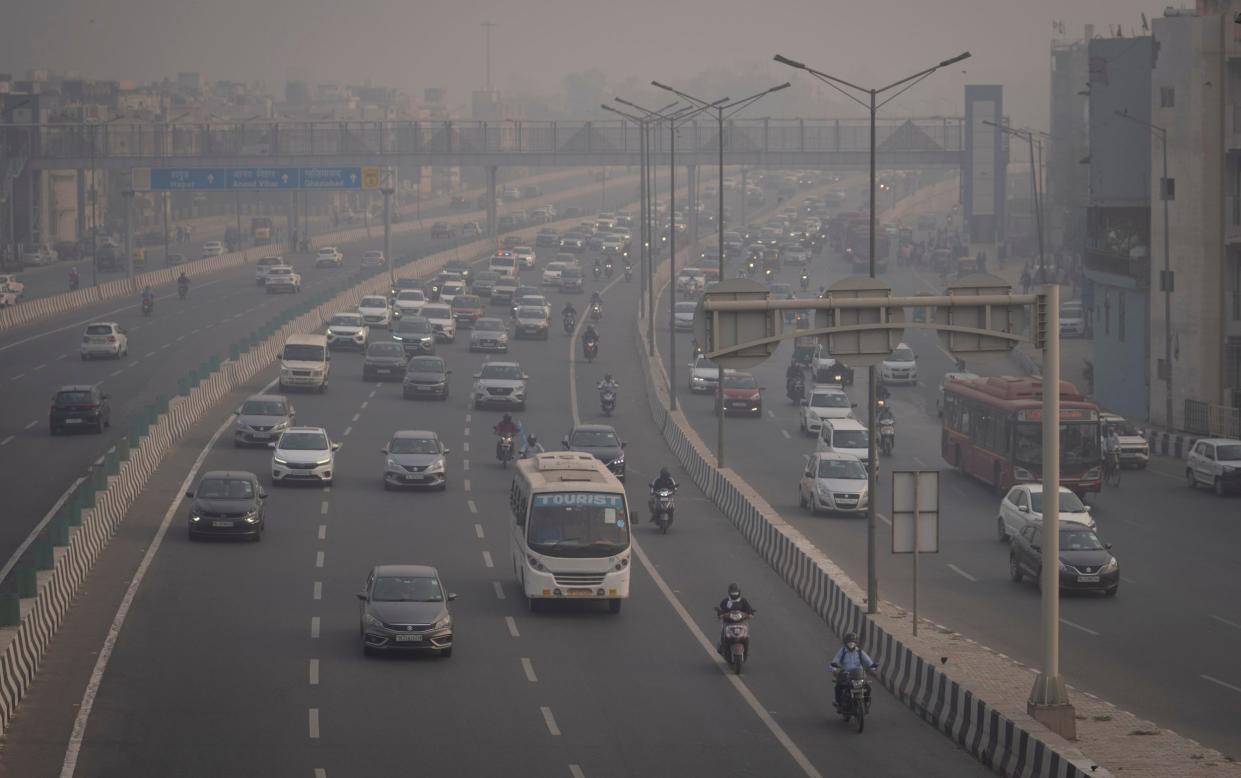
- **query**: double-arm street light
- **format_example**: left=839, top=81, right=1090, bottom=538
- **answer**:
left=983, top=120, right=1046, bottom=281
left=1114, top=109, right=1174, bottom=431
left=773, top=51, right=970, bottom=624
left=650, top=80, right=790, bottom=467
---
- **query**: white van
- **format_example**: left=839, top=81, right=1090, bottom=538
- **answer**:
left=816, top=418, right=870, bottom=463
left=489, top=251, right=519, bottom=279
left=279, top=334, right=330, bottom=392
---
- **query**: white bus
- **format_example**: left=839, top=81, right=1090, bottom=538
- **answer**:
left=509, top=452, right=632, bottom=613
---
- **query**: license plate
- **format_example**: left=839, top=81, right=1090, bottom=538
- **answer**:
left=92, top=338, right=108, bottom=343
left=211, top=520, right=233, bottom=528
left=417, top=386, right=436, bottom=392
left=394, top=634, right=422, bottom=642
left=403, top=474, right=424, bottom=482
left=1077, top=575, right=1100, bottom=583
left=566, top=588, right=594, bottom=597
left=65, top=418, right=83, bottom=424
left=376, top=368, right=391, bottom=374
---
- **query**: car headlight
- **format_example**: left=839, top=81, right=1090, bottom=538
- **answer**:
left=428, top=459, right=445, bottom=473
left=527, top=555, right=546, bottom=572
left=243, top=513, right=260, bottom=525
left=434, top=615, right=452, bottom=630
left=1058, top=560, right=1069, bottom=572
left=236, top=421, right=252, bottom=431
left=326, top=329, right=337, bottom=336
left=365, top=612, right=385, bottom=629
left=189, top=514, right=201, bottom=523
left=315, top=457, right=333, bottom=466
left=273, top=456, right=289, bottom=466
left=387, top=457, right=400, bottom=469
left=1100, top=557, right=1119, bottom=573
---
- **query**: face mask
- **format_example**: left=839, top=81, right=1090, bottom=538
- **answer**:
left=846, top=642, right=857, bottom=651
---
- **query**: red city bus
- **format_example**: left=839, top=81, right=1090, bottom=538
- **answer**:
left=941, top=376, right=1102, bottom=495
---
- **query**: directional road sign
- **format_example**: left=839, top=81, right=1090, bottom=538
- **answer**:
left=133, top=167, right=374, bottom=191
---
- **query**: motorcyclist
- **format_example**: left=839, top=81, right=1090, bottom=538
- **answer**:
left=830, top=632, right=878, bottom=712
left=494, top=414, right=519, bottom=459
left=561, top=301, right=577, bottom=321
left=650, top=466, right=678, bottom=495
left=582, top=323, right=600, bottom=346
left=68, top=267, right=80, bottom=290
left=716, top=583, right=756, bottom=655
left=590, top=291, right=603, bottom=307
left=597, top=373, right=618, bottom=394
left=520, top=434, right=545, bottom=459
left=177, top=271, right=189, bottom=295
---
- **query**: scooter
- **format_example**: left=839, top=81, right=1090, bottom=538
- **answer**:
left=787, top=375, right=805, bottom=404
left=583, top=338, right=599, bottom=363
left=589, top=302, right=603, bottom=321
left=497, top=434, right=514, bottom=467
left=600, top=388, right=616, bottom=416
left=593, top=264, right=602, bottom=281
left=141, top=297, right=154, bottom=317
left=879, top=418, right=895, bottom=456
left=604, top=261, right=614, bottom=278
left=836, top=667, right=874, bottom=733
left=624, top=265, right=633, bottom=282
left=563, top=312, right=576, bottom=334
left=716, top=608, right=753, bottom=675
left=649, top=488, right=675, bottom=533
left=800, top=273, right=810, bottom=291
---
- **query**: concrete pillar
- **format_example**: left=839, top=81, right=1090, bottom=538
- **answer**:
left=486, top=166, right=498, bottom=238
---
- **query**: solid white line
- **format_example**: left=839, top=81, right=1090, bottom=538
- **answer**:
left=315, top=551, right=325, bottom=568
left=464, top=478, right=472, bottom=492
left=541, top=706, right=561, bottom=736
left=505, top=616, right=520, bottom=638
left=947, top=563, right=977, bottom=583
left=1060, top=618, right=1099, bottom=636
left=482, top=551, right=494, bottom=568
left=469, top=500, right=478, bottom=514
left=521, top=657, right=538, bottom=683
left=320, top=501, right=329, bottom=515
left=24, top=419, right=38, bottom=430
left=1208, top=614, right=1241, bottom=631
left=781, top=429, right=790, bottom=439
left=569, top=766, right=585, bottom=778
left=59, top=410, right=237, bottom=778
left=310, top=616, right=321, bottom=639
left=492, top=581, right=506, bottom=600
left=309, top=659, right=320, bottom=685
left=309, top=708, right=320, bottom=739
left=313, top=581, right=322, bottom=601
left=1202, top=674, right=1241, bottom=694
left=0, top=436, right=13, bottom=447
left=317, top=524, right=327, bottom=541
left=474, top=523, right=484, bottom=538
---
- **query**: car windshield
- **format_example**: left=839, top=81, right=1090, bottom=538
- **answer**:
left=1060, top=528, right=1105, bottom=552
left=408, top=358, right=444, bottom=373
left=56, top=391, right=93, bottom=404
left=517, top=307, right=545, bottom=319
left=453, top=296, right=482, bottom=308
left=85, top=325, right=113, bottom=335
left=481, top=365, right=523, bottom=380
left=517, top=297, right=544, bottom=307
left=810, top=393, right=850, bottom=408
left=394, top=318, right=431, bottom=334
left=360, top=297, right=386, bottom=308
left=269, top=268, right=291, bottom=276
left=1030, top=490, right=1086, bottom=513
left=196, top=478, right=255, bottom=500
left=475, top=318, right=506, bottom=331
left=330, top=314, right=362, bottom=327
left=890, top=347, right=915, bottom=362
left=474, top=272, right=498, bottom=283
left=817, top=458, right=867, bottom=479
left=364, top=251, right=382, bottom=258
left=675, top=302, right=697, bottom=314
left=279, top=432, right=328, bottom=450
left=396, top=291, right=425, bottom=301
left=572, top=429, right=619, bottom=447
left=723, top=375, right=758, bottom=389
left=422, top=306, right=451, bottom=319
left=283, top=344, right=325, bottom=361
left=1217, top=444, right=1241, bottom=460
left=371, top=576, right=443, bottom=602
left=1014, top=421, right=1101, bottom=467
left=562, top=268, right=582, bottom=278
left=241, top=400, right=287, bottom=416
left=1105, top=419, right=1142, bottom=436
left=832, top=430, right=869, bottom=448
left=367, top=343, right=405, bottom=358
left=526, top=492, right=630, bottom=558
left=390, top=437, right=439, bottom=455
left=694, top=357, right=718, bottom=371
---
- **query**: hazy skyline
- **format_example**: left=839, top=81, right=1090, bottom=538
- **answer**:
left=3, top=0, right=1165, bottom=128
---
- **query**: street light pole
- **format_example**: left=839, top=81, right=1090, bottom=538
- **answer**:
left=122, top=189, right=134, bottom=280
left=984, top=120, right=1045, bottom=281
left=382, top=185, right=395, bottom=292
left=775, top=49, right=971, bottom=618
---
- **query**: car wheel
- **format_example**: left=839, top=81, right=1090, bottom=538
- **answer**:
left=1105, top=585, right=1118, bottom=597
left=996, top=517, right=1008, bottom=542
left=1008, top=555, right=1022, bottom=583
left=798, top=487, right=807, bottom=509
left=319, top=383, right=327, bottom=394
left=383, top=480, right=391, bottom=491
left=363, top=644, right=376, bottom=657
left=1215, top=477, right=1226, bottom=497
left=440, top=647, right=453, bottom=658
left=438, top=480, right=448, bottom=491
left=188, top=529, right=197, bottom=541
left=608, top=598, right=622, bottom=614
left=527, top=596, right=542, bottom=613
left=1186, top=469, right=1196, bottom=489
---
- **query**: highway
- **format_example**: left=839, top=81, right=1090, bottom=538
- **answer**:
left=0, top=179, right=992, bottom=777
left=655, top=215, right=1241, bottom=756
left=0, top=170, right=613, bottom=580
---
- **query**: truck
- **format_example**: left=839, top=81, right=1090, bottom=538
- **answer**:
left=251, top=217, right=274, bottom=245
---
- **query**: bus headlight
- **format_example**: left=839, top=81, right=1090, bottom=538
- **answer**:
left=527, top=555, right=546, bottom=572
left=612, top=556, right=629, bottom=571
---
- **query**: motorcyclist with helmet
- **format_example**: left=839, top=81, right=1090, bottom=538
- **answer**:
left=830, top=632, right=878, bottom=712
left=494, top=414, right=519, bottom=460
left=716, top=583, right=755, bottom=656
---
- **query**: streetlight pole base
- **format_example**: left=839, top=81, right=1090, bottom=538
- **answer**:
left=1028, top=674, right=1076, bottom=740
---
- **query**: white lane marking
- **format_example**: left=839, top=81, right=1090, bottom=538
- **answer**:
left=175, top=335, right=186, bottom=342
left=313, top=581, right=322, bottom=601
left=56, top=354, right=68, bottom=361
left=465, top=414, right=471, bottom=424
left=463, top=459, right=470, bottom=471
left=315, top=551, right=325, bottom=568
left=145, top=351, right=156, bottom=358
left=631, top=542, right=822, bottom=777
left=320, top=501, right=329, bottom=515
left=360, top=400, right=368, bottom=409
left=317, top=524, right=327, bottom=541
left=1060, top=618, right=1099, bottom=636
left=464, top=478, right=472, bottom=492
left=59, top=410, right=237, bottom=778
left=947, top=563, right=977, bottom=583
left=309, top=708, right=320, bottom=739
left=541, top=706, right=561, bottom=736
left=521, top=657, right=538, bottom=683
left=474, top=523, right=484, bottom=538
left=569, top=766, right=585, bottom=778
left=192, top=328, right=203, bottom=335
left=159, top=343, right=170, bottom=350
left=912, top=456, right=927, bottom=466
left=311, top=616, right=321, bottom=639
left=315, top=769, right=326, bottom=778
left=1120, top=576, right=1137, bottom=585
left=343, top=426, right=352, bottom=437
left=351, top=412, right=361, bottom=422
left=110, top=369, right=123, bottom=377
left=505, top=616, right=520, bottom=638
left=24, top=420, right=38, bottom=430
left=0, top=436, right=13, bottom=447
left=128, top=359, right=141, bottom=368
left=10, top=373, right=24, bottom=381
left=781, top=429, right=790, bottom=439
left=309, top=659, right=320, bottom=685
left=767, top=409, right=776, bottom=419
left=482, top=551, right=494, bottom=568
left=369, top=388, right=377, bottom=398
left=464, top=426, right=470, bottom=436
left=463, top=441, right=470, bottom=453
left=492, top=581, right=506, bottom=600
left=1202, top=674, right=1241, bottom=694
left=32, top=363, right=46, bottom=371
left=1208, top=614, right=1241, bottom=631
left=876, top=512, right=892, bottom=526
left=469, top=500, right=478, bottom=514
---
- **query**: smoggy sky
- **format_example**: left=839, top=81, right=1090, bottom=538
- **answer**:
left=2, top=0, right=1167, bottom=128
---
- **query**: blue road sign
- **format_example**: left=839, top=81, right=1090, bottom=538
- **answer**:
left=149, top=168, right=228, bottom=190
left=228, top=167, right=302, bottom=190
left=140, top=167, right=364, bottom=191
left=301, top=167, right=363, bottom=190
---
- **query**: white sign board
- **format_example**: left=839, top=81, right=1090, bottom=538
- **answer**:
left=891, top=470, right=939, bottom=554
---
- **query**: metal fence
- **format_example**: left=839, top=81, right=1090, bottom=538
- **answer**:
left=1184, top=399, right=1240, bottom=438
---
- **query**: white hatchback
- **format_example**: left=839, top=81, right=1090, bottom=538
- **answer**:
left=880, top=343, right=918, bottom=385
left=799, top=387, right=855, bottom=435
left=357, top=295, right=392, bottom=329
left=201, top=241, right=226, bottom=258
left=798, top=451, right=869, bottom=515
left=541, top=262, right=566, bottom=286
left=80, top=322, right=128, bottom=359
left=997, top=484, right=1096, bottom=541
left=421, top=304, right=457, bottom=342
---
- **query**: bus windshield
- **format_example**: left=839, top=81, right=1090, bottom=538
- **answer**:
left=527, top=493, right=629, bottom=558
left=1014, top=421, right=1100, bottom=467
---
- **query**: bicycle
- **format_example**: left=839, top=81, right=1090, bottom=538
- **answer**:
left=1103, top=451, right=1121, bottom=488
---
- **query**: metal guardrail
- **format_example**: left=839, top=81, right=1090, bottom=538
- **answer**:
left=5, top=117, right=965, bottom=165
left=1184, top=398, right=1240, bottom=438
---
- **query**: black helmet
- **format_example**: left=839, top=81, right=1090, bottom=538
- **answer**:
left=502, top=413, right=512, bottom=422
left=605, top=373, right=613, bottom=381
left=660, top=467, right=671, bottom=479
left=527, top=435, right=538, bottom=444
left=727, top=583, right=741, bottom=599
left=844, top=631, right=858, bottom=644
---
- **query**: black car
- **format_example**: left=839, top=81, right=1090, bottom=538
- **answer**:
left=391, top=317, right=437, bottom=356
left=562, top=424, right=626, bottom=481
left=1010, top=524, right=1119, bottom=596
left=49, top=384, right=111, bottom=434
left=445, top=260, right=472, bottom=285
left=363, top=341, right=409, bottom=381
left=471, top=271, right=499, bottom=297
left=536, top=230, right=559, bottom=248
left=186, top=470, right=266, bottom=541
left=358, top=564, right=456, bottom=657
left=402, top=356, right=451, bottom=400
left=430, top=222, right=456, bottom=239
left=390, top=277, right=423, bottom=299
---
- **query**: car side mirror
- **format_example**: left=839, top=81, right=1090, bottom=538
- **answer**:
left=1018, top=505, right=1029, bottom=513
left=445, top=369, right=452, bottom=374
left=1105, top=543, right=1113, bottom=550
left=326, top=355, right=332, bottom=361
left=1030, top=543, right=1041, bottom=551
left=561, top=437, right=570, bottom=447
left=1085, top=505, right=1092, bottom=512
left=522, top=374, right=529, bottom=380
left=851, top=402, right=859, bottom=408
left=331, top=443, right=341, bottom=451
left=355, top=592, right=367, bottom=602
left=185, top=490, right=194, bottom=498
left=620, top=441, right=627, bottom=449
left=267, top=442, right=278, bottom=449
left=474, top=373, right=481, bottom=379
left=380, top=448, right=388, bottom=454
left=442, top=448, right=451, bottom=455
left=448, top=593, right=458, bottom=601
left=258, top=489, right=268, bottom=499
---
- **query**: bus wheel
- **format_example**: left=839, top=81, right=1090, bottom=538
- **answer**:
left=607, top=598, right=622, bottom=614
left=994, top=463, right=1005, bottom=495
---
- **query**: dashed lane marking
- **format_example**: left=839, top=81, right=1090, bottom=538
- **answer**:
left=463, top=459, right=470, bottom=472
left=464, top=426, right=471, bottom=436
left=320, top=501, right=329, bottom=515
left=0, top=436, right=14, bottom=447
left=309, top=659, right=319, bottom=685
left=781, top=429, right=790, bottom=439
left=145, top=351, right=156, bottom=358
left=1060, top=618, right=1099, bottom=637
left=469, top=501, right=478, bottom=514
left=541, top=707, right=561, bottom=736
left=110, top=369, right=123, bottom=377
left=464, top=478, right=472, bottom=491
left=351, top=413, right=361, bottom=422
left=315, top=551, right=325, bottom=568
left=947, top=564, right=978, bottom=583
left=309, top=708, right=320, bottom=739
left=24, top=420, right=38, bottom=430
left=360, top=401, right=368, bottom=409
left=313, top=581, right=322, bottom=601
left=10, top=373, right=24, bottom=381
left=505, top=616, right=520, bottom=638
left=521, top=657, right=538, bottom=683
left=569, top=766, right=585, bottom=778
left=474, top=522, right=484, bottom=538
left=465, top=414, right=471, bottom=424
left=492, top=581, right=506, bottom=600
left=32, top=363, right=46, bottom=371
left=56, top=354, right=67, bottom=361
left=315, top=769, right=326, bottom=778
left=310, top=617, right=321, bottom=639
left=317, top=524, right=326, bottom=541
left=463, top=441, right=470, bottom=453
left=482, top=551, right=494, bottom=568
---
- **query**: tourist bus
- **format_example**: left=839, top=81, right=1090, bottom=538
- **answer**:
left=510, top=452, right=632, bottom=613
left=941, top=375, right=1102, bottom=495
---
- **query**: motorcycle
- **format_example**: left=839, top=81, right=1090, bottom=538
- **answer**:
left=589, top=302, right=603, bottom=321
left=141, top=297, right=154, bottom=317
left=604, top=261, right=614, bottom=278
left=879, top=418, right=895, bottom=456
left=68, top=274, right=80, bottom=291
left=624, top=265, right=632, bottom=282
left=716, top=608, right=753, bottom=674
left=600, top=387, right=617, bottom=416
left=763, top=267, right=775, bottom=283
left=593, top=264, right=602, bottom=280
left=800, top=273, right=810, bottom=291
left=649, top=487, right=675, bottom=533
left=177, top=282, right=188, bottom=300
left=583, top=338, right=599, bottom=363
left=496, top=434, right=514, bottom=467
left=563, top=312, right=576, bottom=334
left=836, top=667, right=874, bottom=733
left=787, top=375, right=805, bottom=404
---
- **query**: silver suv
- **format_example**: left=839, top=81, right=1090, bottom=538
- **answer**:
left=472, top=361, right=528, bottom=410
left=1186, top=438, right=1241, bottom=496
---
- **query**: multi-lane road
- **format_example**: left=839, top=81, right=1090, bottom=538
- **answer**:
left=0, top=180, right=991, bottom=777
left=656, top=229, right=1241, bottom=756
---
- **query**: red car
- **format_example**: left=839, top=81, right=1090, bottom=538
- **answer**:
left=451, top=294, right=486, bottom=328
left=716, top=371, right=765, bottom=417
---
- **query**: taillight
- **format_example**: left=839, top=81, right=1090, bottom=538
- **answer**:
left=107, top=336, right=116, bottom=343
